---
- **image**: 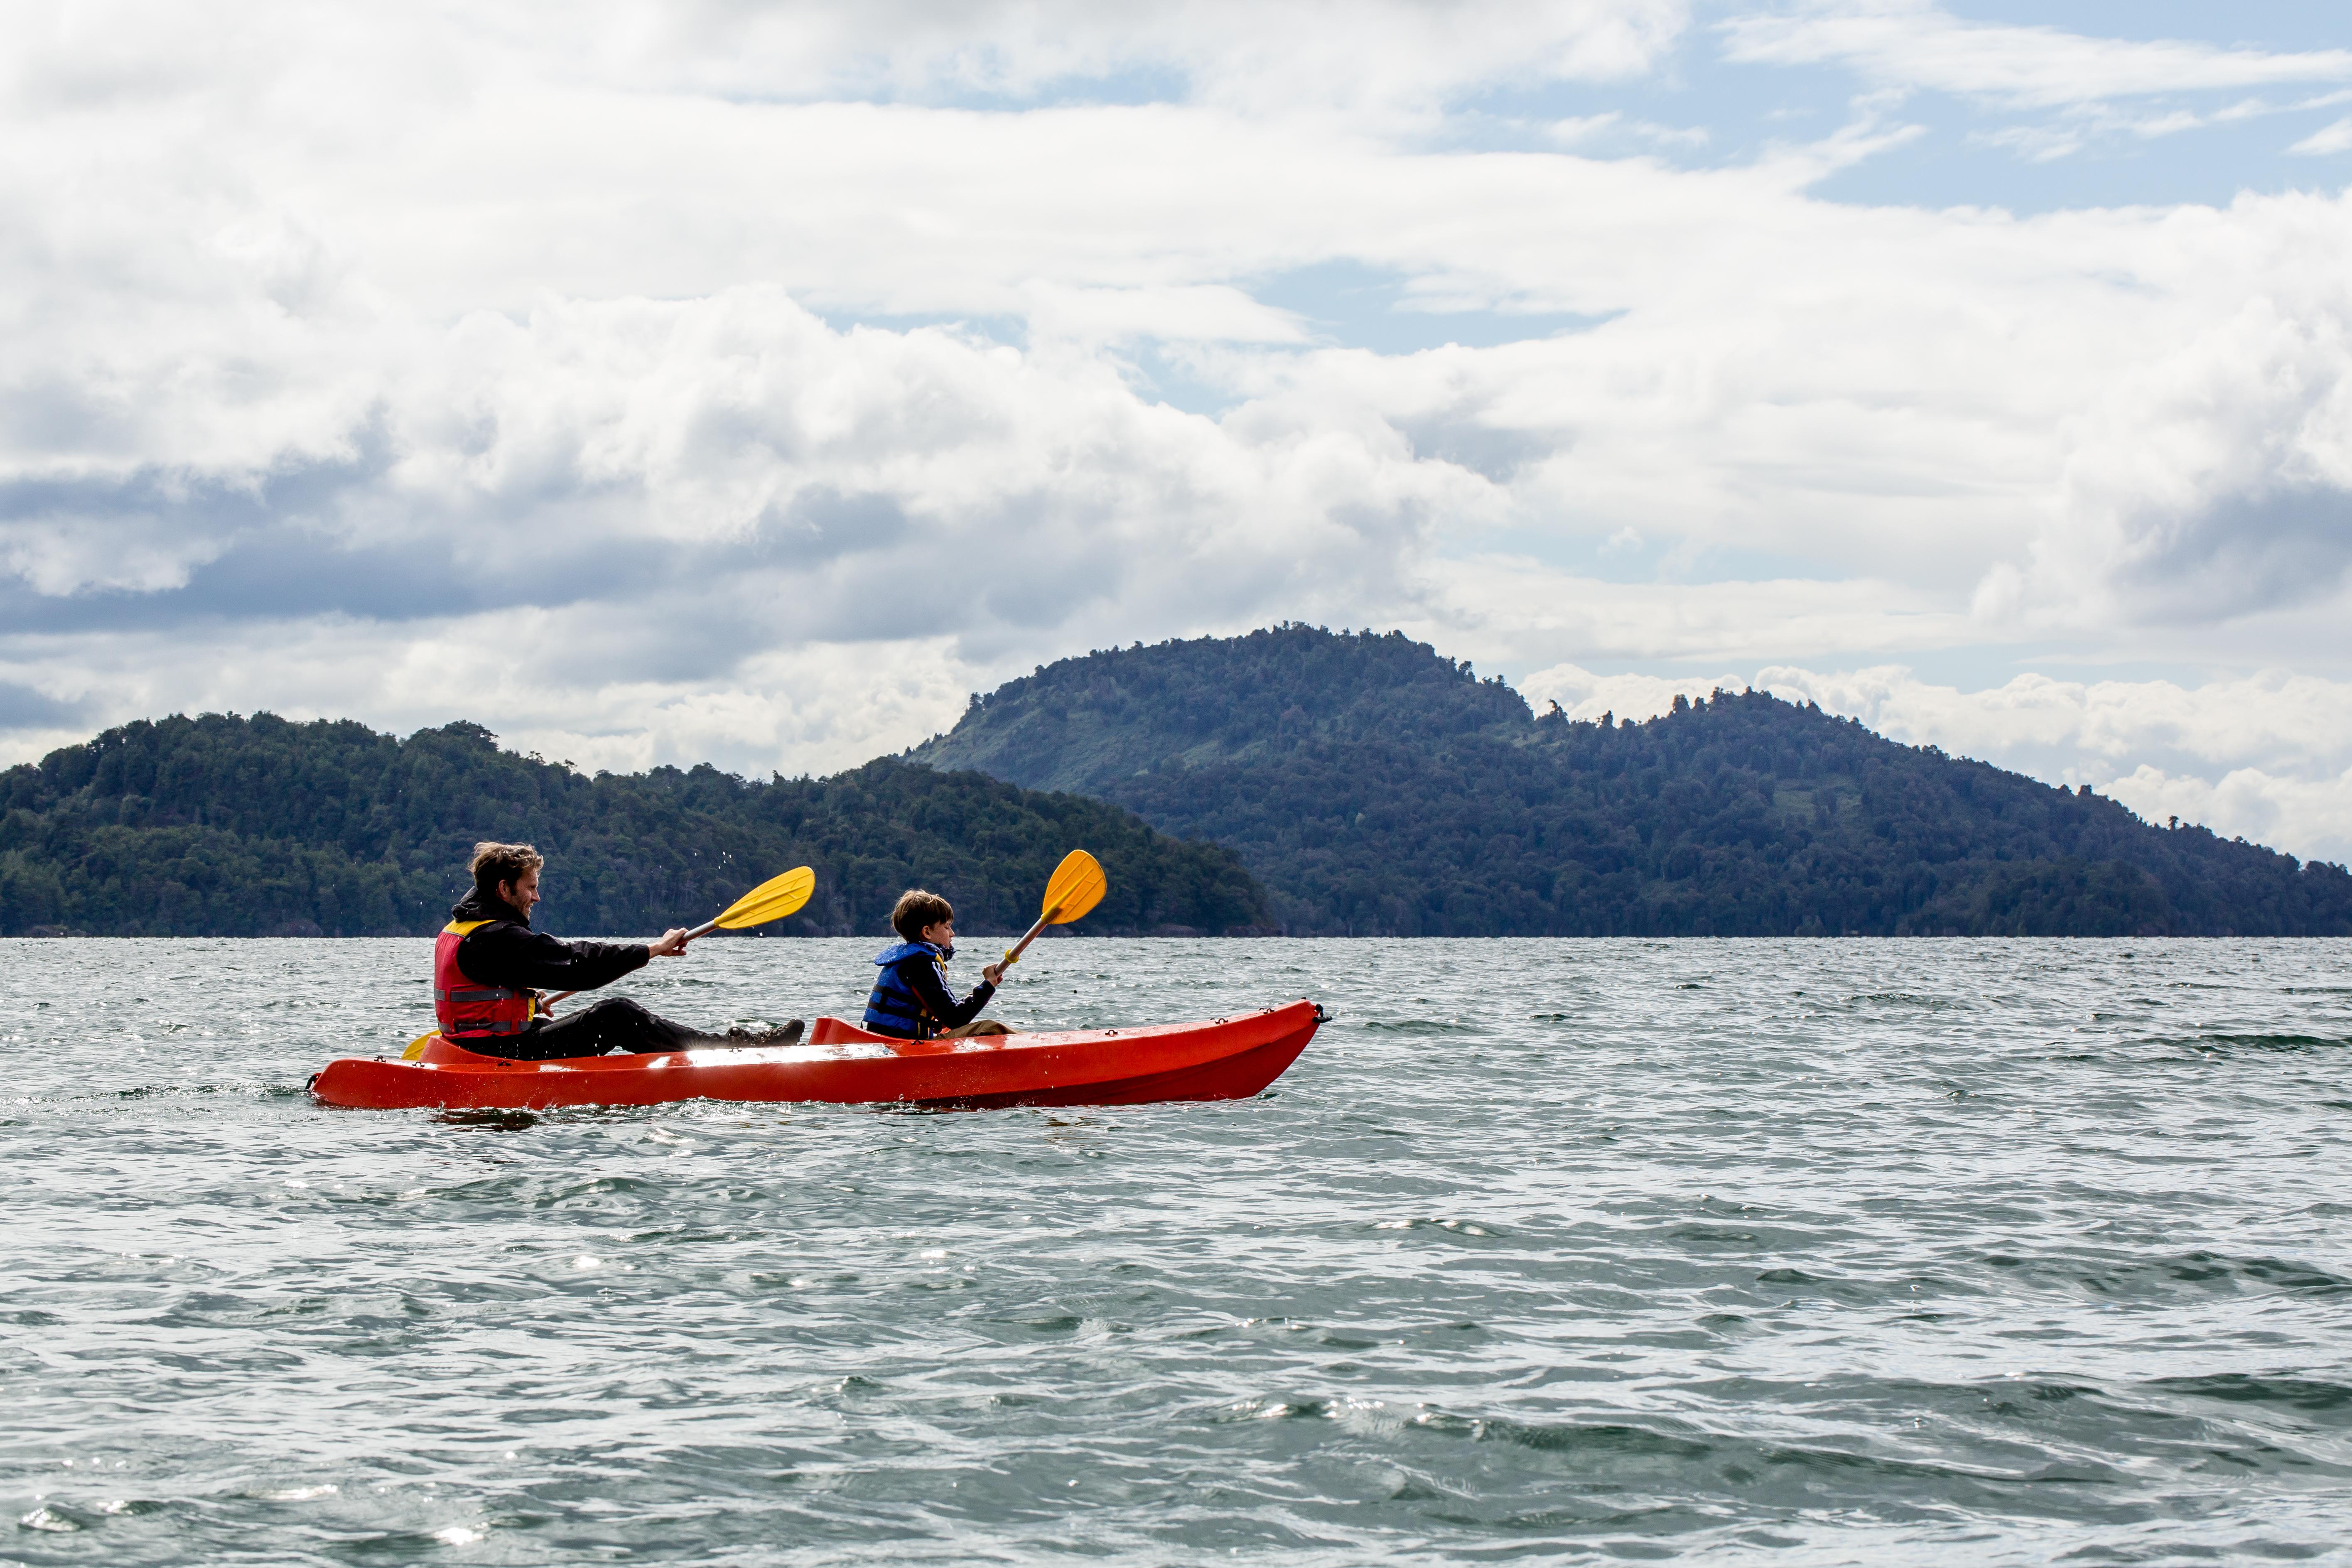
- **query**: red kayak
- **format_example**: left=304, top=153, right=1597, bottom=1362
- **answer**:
left=309, top=999, right=1322, bottom=1112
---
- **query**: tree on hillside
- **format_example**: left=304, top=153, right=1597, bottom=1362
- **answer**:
left=912, top=629, right=2352, bottom=937
left=0, top=716, right=1269, bottom=938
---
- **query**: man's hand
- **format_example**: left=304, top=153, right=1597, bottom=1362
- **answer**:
left=982, top=962, right=1005, bottom=986
left=648, top=928, right=692, bottom=959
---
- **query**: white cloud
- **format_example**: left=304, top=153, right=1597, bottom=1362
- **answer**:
left=0, top=282, right=1487, bottom=776
left=17, top=8, right=2352, bottom=641
left=1519, top=662, right=1748, bottom=721
left=1747, top=665, right=2352, bottom=778
left=2292, top=117, right=2352, bottom=156
left=1418, top=560, right=1976, bottom=664
left=567, top=0, right=1691, bottom=115
left=0, top=614, right=989, bottom=782
left=1723, top=1, right=2352, bottom=111
left=4, top=0, right=1691, bottom=129
left=2100, top=765, right=2352, bottom=864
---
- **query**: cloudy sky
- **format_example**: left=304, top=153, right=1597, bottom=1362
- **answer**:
left=7, top=0, right=2352, bottom=855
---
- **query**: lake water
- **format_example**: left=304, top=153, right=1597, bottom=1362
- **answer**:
left=6, top=937, right=2352, bottom=1565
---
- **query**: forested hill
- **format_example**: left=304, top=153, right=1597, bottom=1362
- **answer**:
left=0, top=716, right=1268, bottom=938
left=911, top=626, right=2352, bottom=937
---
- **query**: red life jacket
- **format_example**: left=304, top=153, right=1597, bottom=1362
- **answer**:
left=432, top=919, right=535, bottom=1038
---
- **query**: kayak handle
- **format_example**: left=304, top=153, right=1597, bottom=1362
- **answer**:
left=1313, top=1004, right=1332, bottom=1023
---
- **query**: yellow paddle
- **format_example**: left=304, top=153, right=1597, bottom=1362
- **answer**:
left=541, top=865, right=817, bottom=1009
left=999, top=849, right=1107, bottom=974
left=682, top=865, right=818, bottom=940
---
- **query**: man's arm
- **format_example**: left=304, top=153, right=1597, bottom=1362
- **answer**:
left=904, top=959, right=996, bottom=1031
left=460, top=925, right=649, bottom=994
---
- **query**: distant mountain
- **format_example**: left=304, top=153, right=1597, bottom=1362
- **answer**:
left=910, top=626, right=2352, bottom=937
left=0, top=714, right=1267, bottom=938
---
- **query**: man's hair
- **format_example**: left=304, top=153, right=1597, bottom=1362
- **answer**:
left=469, top=842, right=544, bottom=896
left=891, top=888, right=954, bottom=942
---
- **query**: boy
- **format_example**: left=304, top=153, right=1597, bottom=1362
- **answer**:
left=864, top=889, right=1009, bottom=1040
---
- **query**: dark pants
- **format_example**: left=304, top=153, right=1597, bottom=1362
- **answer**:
left=466, top=997, right=711, bottom=1061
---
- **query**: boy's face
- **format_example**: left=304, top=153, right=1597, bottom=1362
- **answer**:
left=919, top=918, right=955, bottom=951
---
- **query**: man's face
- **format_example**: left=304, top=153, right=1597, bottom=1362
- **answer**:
left=501, top=868, right=541, bottom=922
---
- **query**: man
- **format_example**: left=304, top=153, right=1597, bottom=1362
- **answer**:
left=435, top=842, right=801, bottom=1060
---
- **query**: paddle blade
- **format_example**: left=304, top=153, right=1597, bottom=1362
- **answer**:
left=400, top=1032, right=433, bottom=1062
left=1041, top=849, right=1107, bottom=925
left=714, top=865, right=816, bottom=930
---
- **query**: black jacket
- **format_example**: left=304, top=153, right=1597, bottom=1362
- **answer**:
left=905, top=957, right=993, bottom=1031
left=447, top=891, right=648, bottom=995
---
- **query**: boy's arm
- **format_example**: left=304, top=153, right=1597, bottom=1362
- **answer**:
left=906, top=959, right=996, bottom=1031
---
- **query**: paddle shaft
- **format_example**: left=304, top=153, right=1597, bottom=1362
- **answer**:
left=1001, top=903, right=1063, bottom=971
left=543, top=916, right=721, bottom=1007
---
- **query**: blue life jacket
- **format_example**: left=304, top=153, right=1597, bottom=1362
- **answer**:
left=864, top=941, right=947, bottom=1039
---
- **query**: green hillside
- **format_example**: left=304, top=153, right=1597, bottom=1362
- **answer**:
left=0, top=714, right=1269, bottom=938
left=911, top=626, right=2352, bottom=937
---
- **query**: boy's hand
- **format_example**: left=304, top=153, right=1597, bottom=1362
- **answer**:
left=982, top=962, right=1005, bottom=986
left=648, top=927, right=691, bottom=958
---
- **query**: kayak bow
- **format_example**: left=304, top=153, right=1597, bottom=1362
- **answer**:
left=309, top=1000, right=1322, bottom=1112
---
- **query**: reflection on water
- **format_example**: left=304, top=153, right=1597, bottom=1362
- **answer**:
left=435, top=1108, right=541, bottom=1132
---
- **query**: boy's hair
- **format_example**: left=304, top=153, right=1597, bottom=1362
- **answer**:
left=891, top=888, right=955, bottom=942
left=469, top=842, right=544, bottom=896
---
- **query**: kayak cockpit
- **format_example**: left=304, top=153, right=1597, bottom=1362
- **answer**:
left=410, top=1017, right=1004, bottom=1069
